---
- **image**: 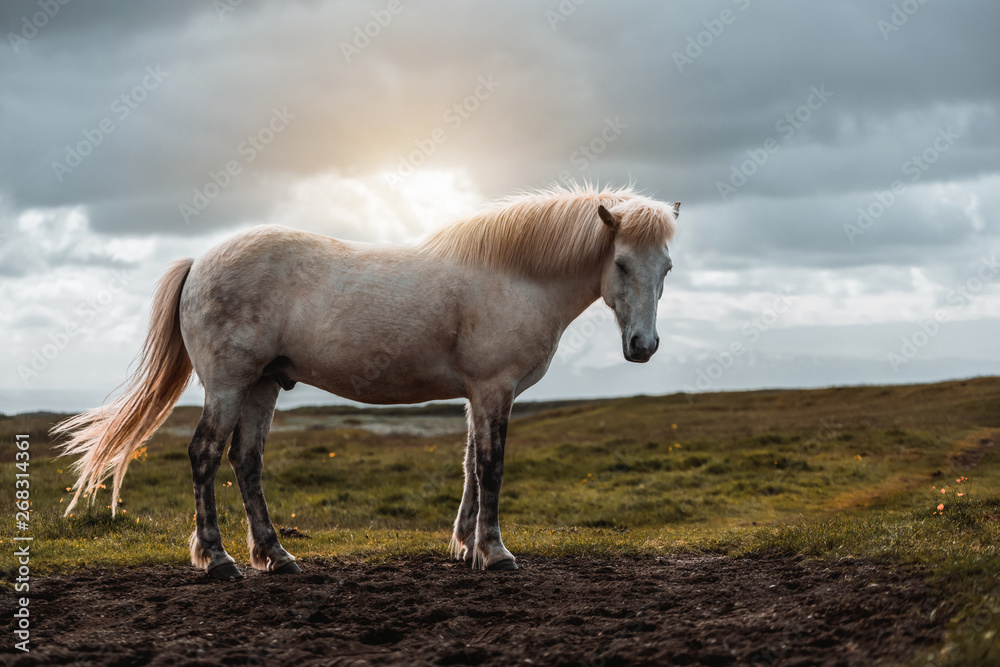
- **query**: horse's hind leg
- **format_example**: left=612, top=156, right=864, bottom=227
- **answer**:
left=450, top=424, right=478, bottom=563
left=228, top=378, right=299, bottom=574
left=188, top=388, right=247, bottom=580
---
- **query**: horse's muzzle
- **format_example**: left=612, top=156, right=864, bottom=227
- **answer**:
left=625, top=334, right=659, bottom=363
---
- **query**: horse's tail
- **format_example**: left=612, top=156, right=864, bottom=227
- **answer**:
left=53, top=258, right=195, bottom=516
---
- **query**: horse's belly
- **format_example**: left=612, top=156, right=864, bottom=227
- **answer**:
left=306, top=370, right=463, bottom=405
left=293, top=343, right=465, bottom=405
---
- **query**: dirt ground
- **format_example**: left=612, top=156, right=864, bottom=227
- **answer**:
left=2, top=553, right=945, bottom=667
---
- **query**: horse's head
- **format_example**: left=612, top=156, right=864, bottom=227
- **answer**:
left=598, top=200, right=678, bottom=363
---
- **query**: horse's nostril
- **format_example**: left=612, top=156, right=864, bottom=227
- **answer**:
left=654, top=337, right=660, bottom=353
left=629, top=335, right=639, bottom=352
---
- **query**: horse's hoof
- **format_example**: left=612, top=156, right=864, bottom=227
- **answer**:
left=207, top=562, right=243, bottom=581
left=486, top=559, right=518, bottom=572
left=273, top=560, right=302, bottom=575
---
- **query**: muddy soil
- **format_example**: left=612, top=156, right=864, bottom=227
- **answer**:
left=1, top=553, right=945, bottom=666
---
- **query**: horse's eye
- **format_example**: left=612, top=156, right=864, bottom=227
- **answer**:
left=615, top=260, right=628, bottom=275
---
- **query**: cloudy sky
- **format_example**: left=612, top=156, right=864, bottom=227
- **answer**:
left=2, top=0, right=998, bottom=414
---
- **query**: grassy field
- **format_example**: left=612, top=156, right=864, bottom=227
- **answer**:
left=3, top=377, right=1000, bottom=664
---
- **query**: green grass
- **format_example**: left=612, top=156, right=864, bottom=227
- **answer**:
left=3, top=377, right=1000, bottom=664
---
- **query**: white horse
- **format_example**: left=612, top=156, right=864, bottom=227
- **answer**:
left=54, top=184, right=679, bottom=580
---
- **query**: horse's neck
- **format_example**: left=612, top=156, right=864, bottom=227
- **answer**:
left=545, top=268, right=605, bottom=329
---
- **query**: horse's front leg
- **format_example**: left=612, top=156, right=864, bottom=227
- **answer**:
left=450, top=427, right=478, bottom=563
left=468, top=389, right=517, bottom=571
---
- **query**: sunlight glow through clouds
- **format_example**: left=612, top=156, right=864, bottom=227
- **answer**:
left=275, top=168, right=484, bottom=244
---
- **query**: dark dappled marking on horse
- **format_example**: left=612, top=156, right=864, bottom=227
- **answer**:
left=52, top=183, right=679, bottom=579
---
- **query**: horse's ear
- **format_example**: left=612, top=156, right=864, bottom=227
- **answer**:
left=598, top=205, right=619, bottom=229
left=672, top=202, right=681, bottom=219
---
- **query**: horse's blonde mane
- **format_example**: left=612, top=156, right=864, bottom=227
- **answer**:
left=418, top=184, right=677, bottom=278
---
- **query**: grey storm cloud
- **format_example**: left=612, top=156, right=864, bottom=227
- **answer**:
left=2, top=1, right=996, bottom=240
